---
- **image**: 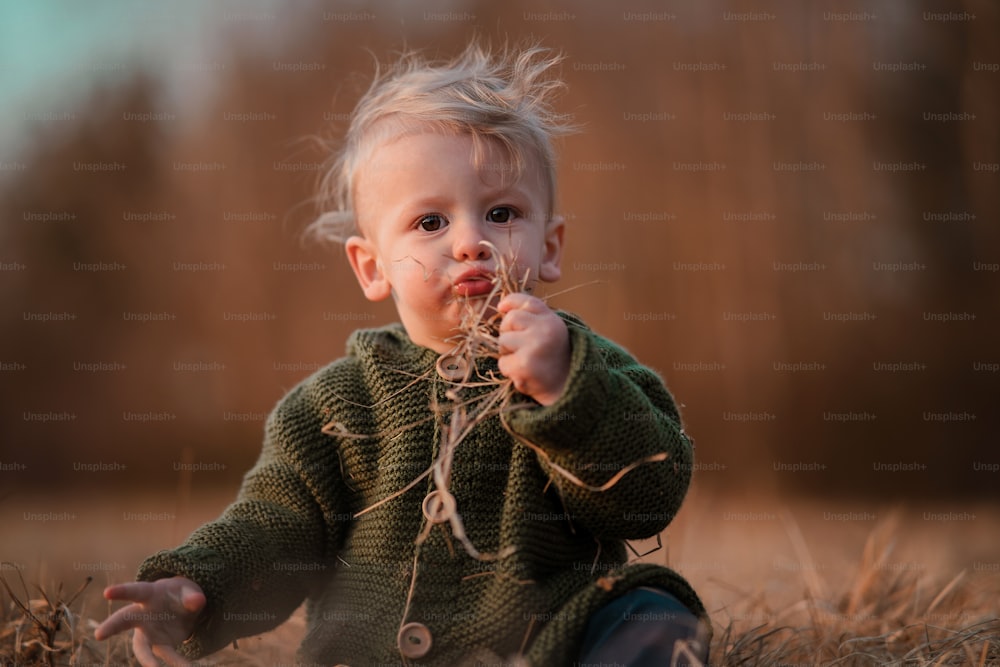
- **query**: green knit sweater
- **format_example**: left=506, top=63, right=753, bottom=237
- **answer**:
left=138, top=314, right=709, bottom=666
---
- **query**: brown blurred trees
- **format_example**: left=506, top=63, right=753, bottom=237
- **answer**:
left=1, top=1, right=996, bottom=498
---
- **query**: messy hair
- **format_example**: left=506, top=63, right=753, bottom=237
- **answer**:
left=306, top=41, right=575, bottom=244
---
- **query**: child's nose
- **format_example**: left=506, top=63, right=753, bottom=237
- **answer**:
left=451, top=221, right=492, bottom=262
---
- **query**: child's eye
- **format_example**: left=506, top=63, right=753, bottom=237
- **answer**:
left=486, top=206, right=516, bottom=224
left=417, top=214, right=446, bottom=232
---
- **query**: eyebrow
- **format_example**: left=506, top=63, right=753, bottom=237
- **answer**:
left=404, top=185, right=534, bottom=210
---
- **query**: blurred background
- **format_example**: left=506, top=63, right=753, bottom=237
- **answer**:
left=1, top=0, right=997, bottom=515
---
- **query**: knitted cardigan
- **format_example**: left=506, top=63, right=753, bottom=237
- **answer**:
left=137, top=314, right=710, bottom=666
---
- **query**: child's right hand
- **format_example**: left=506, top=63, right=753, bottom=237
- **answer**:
left=94, top=576, right=206, bottom=667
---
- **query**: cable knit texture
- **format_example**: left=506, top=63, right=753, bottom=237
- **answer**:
left=137, top=313, right=709, bottom=666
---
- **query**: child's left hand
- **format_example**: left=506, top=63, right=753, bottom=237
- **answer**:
left=496, top=293, right=570, bottom=406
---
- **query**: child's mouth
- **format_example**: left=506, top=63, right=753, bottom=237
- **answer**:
left=453, top=269, right=495, bottom=298
left=454, top=276, right=494, bottom=297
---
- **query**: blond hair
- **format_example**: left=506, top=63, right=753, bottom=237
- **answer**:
left=307, top=42, right=574, bottom=244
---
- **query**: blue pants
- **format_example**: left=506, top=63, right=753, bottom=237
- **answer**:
left=578, top=587, right=708, bottom=666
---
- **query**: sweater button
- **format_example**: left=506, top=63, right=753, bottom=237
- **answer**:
left=436, top=354, right=469, bottom=381
left=397, top=622, right=432, bottom=658
left=421, top=489, right=456, bottom=524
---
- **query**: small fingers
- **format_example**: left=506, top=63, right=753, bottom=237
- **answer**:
left=496, top=330, right=526, bottom=356
left=132, top=629, right=161, bottom=667
left=497, top=341, right=532, bottom=388
left=179, top=588, right=206, bottom=614
left=497, top=292, right=543, bottom=314
left=94, top=603, right=144, bottom=640
left=498, top=306, right=540, bottom=335
left=104, top=581, right=155, bottom=603
left=162, top=580, right=206, bottom=615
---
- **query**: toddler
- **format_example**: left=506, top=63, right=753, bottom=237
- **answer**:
left=95, top=43, right=711, bottom=667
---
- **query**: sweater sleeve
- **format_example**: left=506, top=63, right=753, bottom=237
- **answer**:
left=136, top=381, right=345, bottom=659
left=505, top=317, right=693, bottom=540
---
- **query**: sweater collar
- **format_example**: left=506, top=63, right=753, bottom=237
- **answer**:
left=346, top=323, right=440, bottom=374
left=346, top=322, right=501, bottom=379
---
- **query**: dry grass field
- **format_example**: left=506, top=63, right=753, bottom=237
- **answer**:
left=3, top=488, right=997, bottom=666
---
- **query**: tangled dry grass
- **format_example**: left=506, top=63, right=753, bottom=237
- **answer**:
left=706, top=513, right=1000, bottom=666
left=0, top=571, right=99, bottom=667
left=4, top=513, right=998, bottom=667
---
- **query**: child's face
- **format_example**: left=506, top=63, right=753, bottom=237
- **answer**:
left=345, top=131, right=564, bottom=353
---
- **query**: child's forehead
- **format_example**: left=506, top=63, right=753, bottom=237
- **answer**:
left=358, top=127, right=543, bottom=186
left=362, top=125, right=519, bottom=167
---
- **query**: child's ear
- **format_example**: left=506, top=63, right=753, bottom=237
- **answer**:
left=345, top=235, right=391, bottom=301
left=538, top=215, right=565, bottom=282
